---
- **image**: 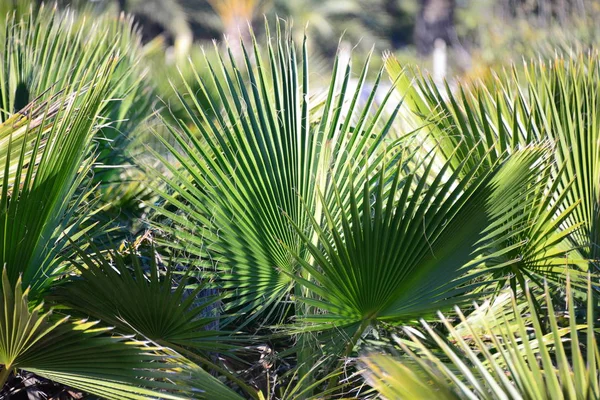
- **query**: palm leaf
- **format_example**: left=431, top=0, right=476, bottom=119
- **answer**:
left=151, top=21, right=402, bottom=323
left=286, top=144, right=553, bottom=357
left=361, top=274, right=600, bottom=399
left=57, top=241, right=235, bottom=354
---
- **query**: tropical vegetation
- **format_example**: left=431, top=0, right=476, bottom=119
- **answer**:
left=0, top=0, right=599, bottom=399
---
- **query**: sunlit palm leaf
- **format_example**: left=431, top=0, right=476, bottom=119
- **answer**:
left=0, top=55, right=118, bottom=297
left=362, top=275, right=599, bottom=400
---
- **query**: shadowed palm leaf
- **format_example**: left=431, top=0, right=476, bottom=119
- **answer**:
left=151, top=23, right=402, bottom=323
left=287, top=145, right=555, bottom=359
left=385, top=54, right=594, bottom=288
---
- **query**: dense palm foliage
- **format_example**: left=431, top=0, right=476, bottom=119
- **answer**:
left=0, top=1, right=599, bottom=399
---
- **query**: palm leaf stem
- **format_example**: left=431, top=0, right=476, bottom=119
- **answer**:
left=325, top=317, right=372, bottom=393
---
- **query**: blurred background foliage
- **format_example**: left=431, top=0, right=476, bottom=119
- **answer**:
left=30, top=0, right=599, bottom=76
left=0, top=0, right=590, bottom=134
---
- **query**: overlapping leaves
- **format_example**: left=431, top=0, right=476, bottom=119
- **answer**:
left=386, top=54, right=594, bottom=287
left=0, top=269, right=189, bottom=400
left=362, top=275, right=599, bottom=400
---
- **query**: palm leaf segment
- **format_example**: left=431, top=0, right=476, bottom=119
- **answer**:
left=0, top=3, right=153, bottom=184
left=362, top=275, right=599, bottom=400
left=153, top=23, right=401, bottom=320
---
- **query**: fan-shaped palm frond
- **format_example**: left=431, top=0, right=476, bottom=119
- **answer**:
left=151, top=22, right=402, bottom=323
left=286, top=145, right=553, bottom=357
left=52, top=238, right=257, bottom=399
left=57, top=241, right=233, bottom=354
left=0, top=2, right=156, bottom=242
left=386, top=53, right=595, bottom=289
left=361, top=275, right=599, bottom=400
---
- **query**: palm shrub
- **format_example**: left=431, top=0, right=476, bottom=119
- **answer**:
left=351, top=48, right=600, bottom=400
left=0, top=1, right=599, bottom=398
left=53, top=240, right=255, bottom=396
left=0, top=46, right=183, bottom=398
left=0, top=59, right=115, bottom=297
left=148, top=19, right=592, bottom=398
left=0, top=4, right=244, bottom=396
left=0, top=0, right=157, bottom=294
left=0, top=29, right=243, bottom=400
left=52, top=241, right=250, bottom=399
left=286, top=145, right=552, bottom=357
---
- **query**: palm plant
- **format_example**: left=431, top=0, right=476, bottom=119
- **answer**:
left=56, top=241, right=232, bottom=354
left=0, top=269, right=186, bottom=399
left=286, top=145, right=552, bottom=355
left=149, top=18, right=588, bottom=399
left=0, top=3, right=246, bottom=396
left=54, top=241, right=251, bottom=399
left=0, top=44, right=186, bottom=398
left=151, top=23, right=402, bottom=324
left=0, top=56, right=115, bottom=297
left=2, top=0, right=600, bottom=398
left=54, top=239, right=257, bottom=399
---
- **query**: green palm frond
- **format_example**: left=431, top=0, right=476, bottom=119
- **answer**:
left=386, top=52, right=596, bottom=287
left=361, top=275, right=600, bottom=400
left=0, top=3, right=154, bottom=185
left=287, top=144, right=553, bottom=353
left=52, top=239, right=255, bottom=399
left=0, top=269, right=190, bottom=400
left=0, top=54, right=117, bottom=297
left=151, top=22, right=402, bottom=322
